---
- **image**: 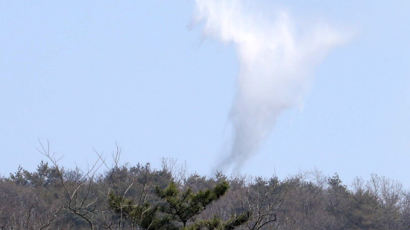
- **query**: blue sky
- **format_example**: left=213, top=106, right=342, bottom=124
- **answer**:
left=1, top=0, right=409, bottom=186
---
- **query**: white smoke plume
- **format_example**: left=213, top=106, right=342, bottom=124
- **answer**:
left=194, top=0, right=348, bottom=172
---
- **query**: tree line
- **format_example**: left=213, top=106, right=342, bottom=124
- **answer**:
left=0, top=148, right=409, bottom=229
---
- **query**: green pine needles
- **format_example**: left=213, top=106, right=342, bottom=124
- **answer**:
left=108, top=181, right=250, bottom=230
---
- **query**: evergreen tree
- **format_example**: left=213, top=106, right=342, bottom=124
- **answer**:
left=108, top=181, right=250, bottom=230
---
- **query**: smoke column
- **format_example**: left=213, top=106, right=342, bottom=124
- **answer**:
left=194, top=0, right=348, bottom=172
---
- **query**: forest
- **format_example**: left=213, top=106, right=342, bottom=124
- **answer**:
left=1, top=147, right=409, bottom=230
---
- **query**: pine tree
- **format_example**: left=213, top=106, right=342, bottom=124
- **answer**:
left=108, top=181, right=250, bottom=230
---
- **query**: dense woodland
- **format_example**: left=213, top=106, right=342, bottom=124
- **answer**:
left=1, top=147, right=410, bottom=229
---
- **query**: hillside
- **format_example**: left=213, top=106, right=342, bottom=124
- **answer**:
left=1, top=155, right=409, bottom=229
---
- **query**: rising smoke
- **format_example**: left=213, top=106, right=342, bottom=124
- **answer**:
left=194, top=0, right=348, bottom=172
